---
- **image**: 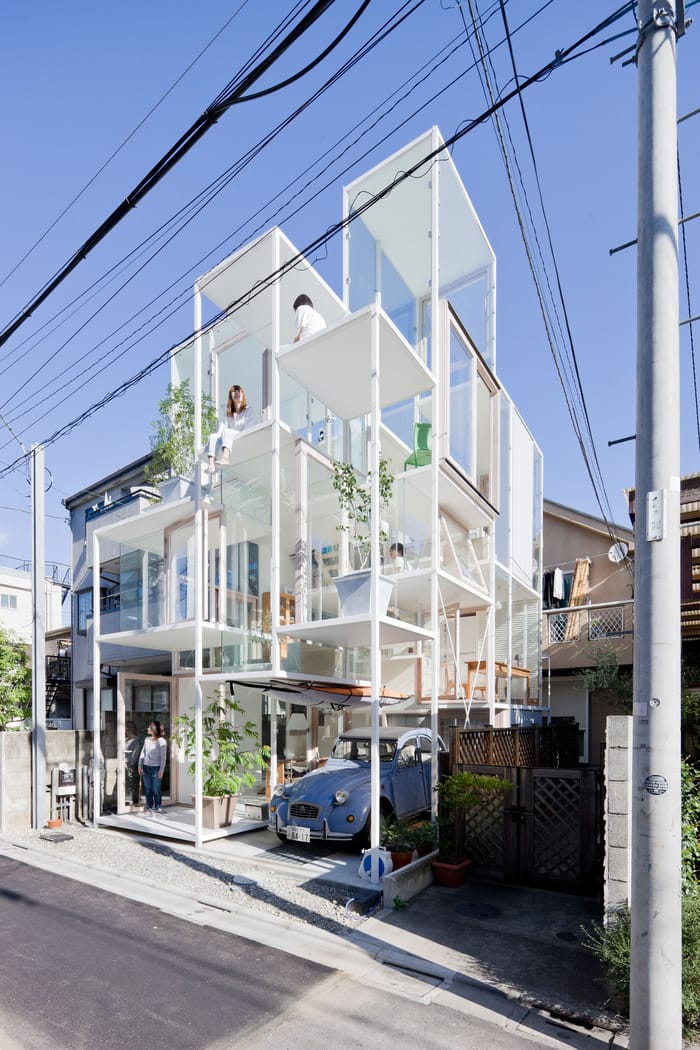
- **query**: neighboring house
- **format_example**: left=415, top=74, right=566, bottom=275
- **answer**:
left=76, top=129, right=545, bottom=835
left=542, top=500, right=634, bottom=765
left=0, top=565, right=64, bottom=644
left=63, top=456, right=167, bottom=730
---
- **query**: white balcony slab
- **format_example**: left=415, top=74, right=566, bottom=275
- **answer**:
left=279, top=615, right=433, bottom=649
left=98, top=621, right=242, bottom=652
left=277, top=305, right=434, bottom=421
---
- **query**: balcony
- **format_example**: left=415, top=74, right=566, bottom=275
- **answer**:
left=543, top=600, right=634, bottom=671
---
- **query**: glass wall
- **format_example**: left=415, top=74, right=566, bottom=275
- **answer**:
left=449, top=324, right=472, bottom=476
left=119, top=533, right=164, bottom=631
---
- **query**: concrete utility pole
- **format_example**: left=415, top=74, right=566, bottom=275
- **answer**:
left=631, top=3, right=683, bottom=1047
left=31, top=444, right=46, bottom=829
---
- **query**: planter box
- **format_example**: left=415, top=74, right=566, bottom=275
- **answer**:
left=334, top=570, right=393, bottom=618
left=431, top=857, right=472, bottom=888
left=201, top=794, right=238, bottom=829
left=159, top=476, right=193, bottom=503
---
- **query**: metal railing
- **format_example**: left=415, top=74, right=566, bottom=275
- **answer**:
left=543, top=600, right=634, bottom=645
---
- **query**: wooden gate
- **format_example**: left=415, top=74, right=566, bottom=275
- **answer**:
left=451, top=728, right=601, bottom=895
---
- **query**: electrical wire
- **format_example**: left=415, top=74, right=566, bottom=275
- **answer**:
left=677, top=147, right=700, bottom=455
left=0, top=0, right=360, bottom=351
left=0, top=0, right=434, bottom=422
left=460, top=0, right=634, bottom=576
left=0, top=2, right=640, bottom=479
left=0, top=0, right=253, bottom=293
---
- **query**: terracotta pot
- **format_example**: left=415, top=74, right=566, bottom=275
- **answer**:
left=47, top=818, right=62, bottom=830
left=431, top=857, right=472, bottom=888
left=390, top=849, right=414, bottom=870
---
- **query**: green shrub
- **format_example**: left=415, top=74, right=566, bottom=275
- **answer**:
left=585, top=759, right=700, bottom=1036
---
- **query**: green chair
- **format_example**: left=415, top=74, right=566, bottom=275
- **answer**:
left=404, top=422, right=432, bottom=469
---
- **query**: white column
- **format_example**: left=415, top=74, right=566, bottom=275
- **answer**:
left=91, top=529, right=102, bottom=828
left=369, top=295, right=381, bottom=881
left=193, top=284, right=204, bottom=848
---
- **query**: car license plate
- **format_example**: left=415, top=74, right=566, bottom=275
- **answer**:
left=286, top=825, right=310, bottom=843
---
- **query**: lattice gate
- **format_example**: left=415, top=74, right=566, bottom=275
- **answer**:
left=459, top=764, right=601, bottom=895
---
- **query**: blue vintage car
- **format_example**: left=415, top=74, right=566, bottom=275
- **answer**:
left=269, top=725, right=445, bottom=847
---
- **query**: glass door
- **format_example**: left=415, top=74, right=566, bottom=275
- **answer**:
left=116, top=675, right=175, bottom=813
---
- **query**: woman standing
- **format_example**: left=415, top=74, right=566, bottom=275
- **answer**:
left=206, top=384, right=255, bottom=471
left=138, top=720, right=167, bottom=815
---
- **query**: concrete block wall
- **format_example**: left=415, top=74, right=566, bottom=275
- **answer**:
left=604, top=715, right=632, bottom=915
left=0, top=731, right=93, bottom=833
left=0, top=732, right=32, bottom=833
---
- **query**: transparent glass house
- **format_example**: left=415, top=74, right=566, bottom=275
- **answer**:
left=89, top=128, right=543, bottom=847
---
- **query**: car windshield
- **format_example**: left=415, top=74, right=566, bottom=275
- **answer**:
left=333, top=738, right=397, bottom=762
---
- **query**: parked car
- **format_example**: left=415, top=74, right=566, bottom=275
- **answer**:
left=269, top=725, right=445, bottom=848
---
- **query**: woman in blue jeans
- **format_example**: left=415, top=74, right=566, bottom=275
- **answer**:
left=138, top=720, right=167, bottom=814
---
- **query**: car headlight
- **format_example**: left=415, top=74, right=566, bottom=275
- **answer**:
left=272, top=784, right=287, bottom=798
left=334, top=789, right=349, bottom=805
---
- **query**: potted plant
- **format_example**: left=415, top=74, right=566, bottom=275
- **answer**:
left=381, top=816, right=415, bottom=870
left=174, top=691, right=271, bottom=829
left=331, top=456, right=394, bottom=617
left=406, top=820, right=438, bottom=857
left=145, top=380, right=218, bottom=500
left=432, top=770, right=511, bottom=887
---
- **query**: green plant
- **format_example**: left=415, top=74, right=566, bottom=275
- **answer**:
left=174, top=692, right=270, bottom=797
left=435, top=770, right=511, bottom=862
left=381, top=815, right=414, bottom=852
left=392, top=895, right=408, bottom=911
left=331, top=456, right=393, bottom=570
left=0, top=627, right=32, bottom=730
left=584, top=889, right=700, bottom=1037
left=406, top=820, right=438, bottom=854
left=682, top=759, right=700, bottom=892
left=584, top=762, right=700, bottom=1036
left=145, top=380, right=218, bottom=483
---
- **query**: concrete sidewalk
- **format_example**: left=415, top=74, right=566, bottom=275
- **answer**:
left=1, top=826, right=630, bottom=1048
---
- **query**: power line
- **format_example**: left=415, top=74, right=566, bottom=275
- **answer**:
left=0, top=1, right=640, bottom=481
left=0, top=0, right=253, bottom=293
left=0, top=0, right=367, bottom=351
left=0, top=0, right=435, bottom=426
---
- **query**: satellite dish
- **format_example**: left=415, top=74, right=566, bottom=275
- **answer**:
left=608, top=541, right=629, bottom=563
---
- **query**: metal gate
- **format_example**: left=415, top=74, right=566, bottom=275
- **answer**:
left=460, top=763, right=601, bottom=895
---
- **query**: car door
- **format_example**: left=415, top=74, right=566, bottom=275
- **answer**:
left=391, top=736, right=429, bottom=817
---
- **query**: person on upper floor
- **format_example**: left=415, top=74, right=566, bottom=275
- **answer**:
left=293, top=294, right=326, bottom=342
left=206, top=384, right=255, bottom=472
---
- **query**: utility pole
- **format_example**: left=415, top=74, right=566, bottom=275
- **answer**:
left=631, top=3, right=683, bottom=1047
left=31, top=444, right=46, bottom=829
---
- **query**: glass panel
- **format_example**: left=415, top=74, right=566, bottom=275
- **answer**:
left=443, top=274, right=490, bottom=363
left=496, top=398, right=510, bottom=565
left=348, top=216, right=377, bottom=313
left=476, top=371, right=492, bottom=501
left=212, top=332, right=265, bottom=431
left=532, top=446, right=543, bottom=590
left=121, top=679, right=172, bottom=810
left=119, top=533, right=165, bottom=631
left=167, top=525, right=194, bottom=623
left=449, top=324, right=473, bottom=476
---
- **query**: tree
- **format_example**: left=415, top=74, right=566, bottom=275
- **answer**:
left=0, top=628, right=32, bottom=729
left=145, top=380, right=217, bottom=483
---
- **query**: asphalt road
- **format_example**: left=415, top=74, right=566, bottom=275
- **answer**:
left=0, top=854, right=614, bottom=1050
left=0, top=854, right=329, bottom=1050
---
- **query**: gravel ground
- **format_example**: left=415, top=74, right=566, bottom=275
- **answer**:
left=11, top=826, right=374, bottom=936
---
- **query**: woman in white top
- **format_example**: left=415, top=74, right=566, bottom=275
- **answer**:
left=207, top=384, right=255, bottom=472
left=138, top=720, right=167, bottom=814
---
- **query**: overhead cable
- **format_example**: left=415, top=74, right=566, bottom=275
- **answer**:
left=0, top=0, right=369, bottom=351
left=0, top=2, right=640, bottom=478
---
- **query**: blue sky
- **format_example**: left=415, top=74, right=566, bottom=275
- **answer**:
left=0, top=1, right=697, bottom=572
